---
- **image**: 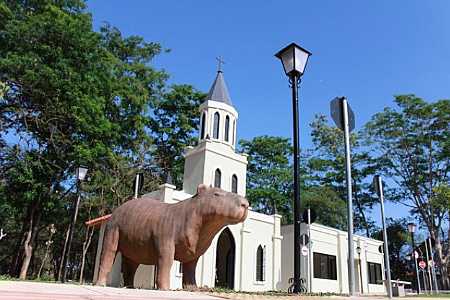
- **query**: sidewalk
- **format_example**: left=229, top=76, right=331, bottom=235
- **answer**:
left=0, top=281, right=446, bottom=300
left=0, top=281, right=221, bottom=300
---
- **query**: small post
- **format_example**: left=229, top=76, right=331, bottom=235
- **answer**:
left=424, top=238, right=433, bottom=293
left=411, top=234, right=421, bottom=294
left=134, top=173, right=140, bottom=199
left=308, top=208, right=312, bottom=293
left=374, top=175, right=392, bottom=298
left=428, top=238, right=439, bottom=293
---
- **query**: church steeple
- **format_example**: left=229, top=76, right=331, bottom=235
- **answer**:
left=206, top=71, right=232, bottom=106
left=198, top=67, right=237, bottom=147
left=182, top=64, right=247, bottom=196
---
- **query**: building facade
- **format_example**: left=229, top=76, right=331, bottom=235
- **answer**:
left=280, top=223, right=386, bottom=294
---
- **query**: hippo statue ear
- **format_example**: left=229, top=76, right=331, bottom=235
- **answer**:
left=197, top=184, right=208, bottom=194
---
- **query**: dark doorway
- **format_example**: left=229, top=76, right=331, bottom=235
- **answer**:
left=215, top=227, right=235, bottom=289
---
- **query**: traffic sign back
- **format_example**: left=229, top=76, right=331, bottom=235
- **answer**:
left=330, top=97, right=355, bottom=132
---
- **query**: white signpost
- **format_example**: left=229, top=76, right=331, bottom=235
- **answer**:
left=330, top=97, right=356, bottom=296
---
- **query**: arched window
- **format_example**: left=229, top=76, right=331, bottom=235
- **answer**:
left=256, top=245, right=265, bottom=281
left=231, top=175, right=238, bottom=193
left=213, top=112, right=220, bottom=139
left=200, top=112, right=206, bottom=139
left=225, top=115, right=230, bottom=142
left=232, top=120, right=236, bottom=145
left=214, top=168, right=221, bottom=188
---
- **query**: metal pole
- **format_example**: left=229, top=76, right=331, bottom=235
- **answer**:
left=424, top=238, right=433, bottom=293
left=377, top=176, right=392, bottom=298
left=428, top=237, right=439, bottom=293
left=291, top=74, right=302, bottom=293
left=134, top=174, right=139, bottom=199
left=358, top=251, right=363, bottom=294
left=411, top=233, right=421, bottom=294
left=308, top=208, right=312, bottom=293
left=342, top=98, right=355, bottom=296
left=61, top=180, right=82, bottom=283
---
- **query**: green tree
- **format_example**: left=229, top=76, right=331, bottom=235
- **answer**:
left=308, top=115, right=378, bottom=236
left=150, top=85, right=205, bottom=188
left=240, top=135, right=346, bottom=227
left=239, top=136, right=293, bottom=222
left=365, top=95, right=450, bottom=288
left=371, top=218, right=410, bottom=281
left=0, top=0, right=166, bottom=279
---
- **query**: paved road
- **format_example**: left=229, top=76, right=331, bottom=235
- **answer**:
left=0, top=281, right=222, bottom=300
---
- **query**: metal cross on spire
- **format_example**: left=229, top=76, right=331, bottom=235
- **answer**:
left=216, top=56, right=225, bottom=72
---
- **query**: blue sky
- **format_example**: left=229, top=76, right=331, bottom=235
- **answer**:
left=87, top=1, right=450, bottom=229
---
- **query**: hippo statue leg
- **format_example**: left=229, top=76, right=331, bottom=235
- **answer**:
left=155, top=241, right=174, bottom=290
left=182, top=258, right=199, bottom=289
left=122, top=256, right=139, bottom=288
left=96, top=224, right=119, bottom=286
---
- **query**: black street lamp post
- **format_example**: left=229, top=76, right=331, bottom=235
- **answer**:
left=408, top=222, right=420, bottom=294
left=275, top=42, right=311, bottom=293
left=61, top=166, right=88, bottom=283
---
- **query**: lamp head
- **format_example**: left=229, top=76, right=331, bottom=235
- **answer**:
left=275, top=42, right=311, bottom=77
left=407, top=222, right=416, bottom=233
left=76, top=166, right=89, bottom=181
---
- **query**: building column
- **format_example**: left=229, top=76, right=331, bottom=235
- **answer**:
left=239, top=222, right=251, bottom=291
left=93, top=223, right=106, bottom=283
left=337, top=233, right=348, bottom=294
left=272, top=214, right=283, bottom=290
left=159, top=183, right=176, bottom=203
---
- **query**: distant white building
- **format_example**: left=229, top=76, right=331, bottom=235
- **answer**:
left=89, top=69, right=283, bottom=292
left=280, top=223, right=386, bottom=295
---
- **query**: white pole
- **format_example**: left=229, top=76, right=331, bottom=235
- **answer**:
left=424, top=237, right=433, bottom=293
left=428, top=238, right=439, bottom=293
left=134, top=174, right=140, bottom=199
left=308, top=209, right=312, bottom=294
left=342, top=98, right=355, bottom=296
left=377, top=176, right=392, bottom=299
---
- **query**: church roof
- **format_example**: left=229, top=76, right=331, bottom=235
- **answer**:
left=206, top=71, right=232, bottom=106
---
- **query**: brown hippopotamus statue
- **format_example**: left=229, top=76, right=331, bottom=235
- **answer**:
left=96, top=184, right=249, bottom=290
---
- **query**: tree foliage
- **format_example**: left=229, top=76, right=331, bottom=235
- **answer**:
left=0, top=0, right=201, bottom=280
left=240, top=135, right=346, bottom=227
left=365, top=95, right=450, bottom=288
left=308, top=115, right=378, bottom=236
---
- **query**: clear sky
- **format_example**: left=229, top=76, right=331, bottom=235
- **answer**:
left=87, top=0, right=450, bottom=228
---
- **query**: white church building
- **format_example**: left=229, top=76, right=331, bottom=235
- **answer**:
left=87, top=68, right=387, bottom=295
left=88, top=69, right=283, bottom=292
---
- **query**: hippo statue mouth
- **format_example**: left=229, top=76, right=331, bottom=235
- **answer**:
left=239, top=207, right=248, bottom=222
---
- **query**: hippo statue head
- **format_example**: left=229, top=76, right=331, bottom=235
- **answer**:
left=194, top=184, right=249, bottom=224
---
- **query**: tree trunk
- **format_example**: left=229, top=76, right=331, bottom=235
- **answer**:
left=37, top=225, right=55, bottom=279
left=79, top=226, right=94, bottom=284
left=9, top=209, right=30, bottom=276
left=57, top=226, right=70, bottom=281
left=432, top=228, right=449, bottom=290
left=19, top=204, right=41, bottom=280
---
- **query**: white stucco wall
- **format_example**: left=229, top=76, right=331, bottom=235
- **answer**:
left=280, top=223, right=386, bottom=295
left=183, top=140, right=247, bottom=196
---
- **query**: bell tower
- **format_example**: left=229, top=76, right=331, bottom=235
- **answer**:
left=182, top=68, right=247, bottom=196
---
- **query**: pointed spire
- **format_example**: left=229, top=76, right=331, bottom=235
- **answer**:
left=206, top=70, right=232, bottom=106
